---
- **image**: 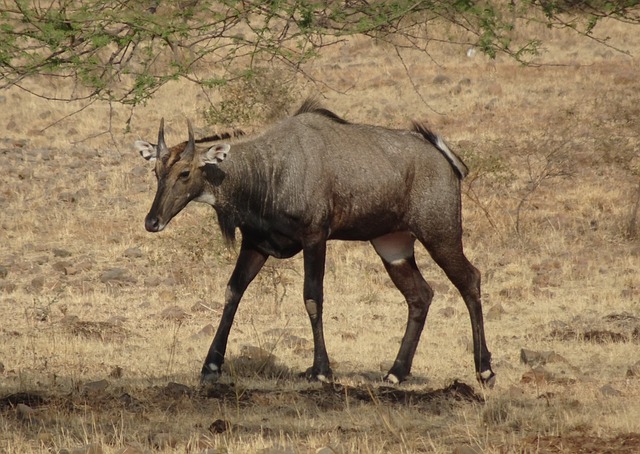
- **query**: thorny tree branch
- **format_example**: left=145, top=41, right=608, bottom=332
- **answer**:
left=1, top=1, right=638, bottom=110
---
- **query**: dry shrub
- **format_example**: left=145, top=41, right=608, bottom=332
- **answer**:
left=202, top=66, right=301, bottom=127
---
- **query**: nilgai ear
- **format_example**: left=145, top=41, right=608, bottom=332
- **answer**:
left=200, top=143, right=231, bottom=166
left=135, top=140, right=157, bottom=161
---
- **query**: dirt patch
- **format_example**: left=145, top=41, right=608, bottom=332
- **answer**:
left=523, top=433, right=640, bottom=453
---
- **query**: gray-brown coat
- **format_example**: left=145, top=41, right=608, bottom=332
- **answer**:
left=135, top=101, right=494, bottom=386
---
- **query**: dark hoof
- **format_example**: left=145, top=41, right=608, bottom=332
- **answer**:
left=301, top=367, right=333, bottom=383
left=201, top=363, right=222, bottom=384
left=478, top=369, right=496, bottom=388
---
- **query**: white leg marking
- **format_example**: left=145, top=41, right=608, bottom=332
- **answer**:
left=480, top=370, right=493, bottom=380
left=371, top=232, right=415, bottom=264
left=386, top=373, right=400, bottom=384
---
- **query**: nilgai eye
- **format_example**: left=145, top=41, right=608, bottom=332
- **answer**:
left=179, top=170, right=190, bottom=179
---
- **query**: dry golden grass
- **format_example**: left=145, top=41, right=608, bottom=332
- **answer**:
left=1, top=17, right=640, bottom=454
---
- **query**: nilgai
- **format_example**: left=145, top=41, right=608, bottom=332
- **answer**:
left=135, top=100, right=495, bottom=386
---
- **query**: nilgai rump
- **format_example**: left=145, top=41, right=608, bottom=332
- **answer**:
left=135, top=100, right=495, bottom=385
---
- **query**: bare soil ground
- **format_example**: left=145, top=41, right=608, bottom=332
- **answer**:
left=1, top=17, right=640, bottom=454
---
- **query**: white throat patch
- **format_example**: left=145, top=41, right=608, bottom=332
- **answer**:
left=194, top=192, right=216, bottom=206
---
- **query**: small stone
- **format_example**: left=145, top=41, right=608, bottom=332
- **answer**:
left=109, top=366, right=124, bottom=379
left=316, top=447, right=336, bottom=454
left=163, top=382, right=191, bottom=397
left=190, top=324, right=215, bottom=340
left=100, top=268, right=136, bottom=285
left=521, top=366, right=552, bottom=385
left=258, top=444, right=296, bottom=454
left=115, top=444, right=148, bottom=454
left=521, top=365, right=575, bottom=385
left=59, top=192, right=76, bottom=203
left=28, top=275, right=45, bottom=292
left=209, top=419, right=230, bottom=434
left=74, top=188, right=90, bottom=200
left=37, top=432, right=54, bottom=445
left=240, top=345, right=274, bottom=360
left=159, top=305, right=189, bottom=321
left=520, top=349, right=566, bottom=366
left=149, top=433, right=177, bottom=449
left=0, top=281, right=17, bottom=293
left=158, top=289, right=176, bottom=302
left=452, top=445, right=483, bottom=454
left=61, top=315, right=80, bottom=325
left=281, top=334, right=312, bottom=350
left=600, top=384, right=622, bottom=397
left=83, top=379, right=109, bottom=394
left=52, top=261, right=72, bottom=274
left=124, top=247, right=143, bottom=258
left=439, top=306, right=456, bottom=318
left=16, top=403, right=38, bottom=423
left=433, top=74, right=451, bottom=85
left=143, top=276, right=162, bottom=287
left=486, top=303, right=505, bottom=320
left=0, top=265, right=8, bottom=278
left=107, top=315, right=127, bottom=326
left=626, top=360, right=640, bottom=377
left=53, top=248, right=72, bottom=258
left=70, top=444, right=105, bottom=454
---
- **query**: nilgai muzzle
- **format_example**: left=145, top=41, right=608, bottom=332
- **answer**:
left=135, top=100, right=495, bottom=386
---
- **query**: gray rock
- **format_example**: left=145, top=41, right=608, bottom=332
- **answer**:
left=16, top=403, right=40, bottom=425
left=58, top=191, right=76, bottom=203
left=439, top=306, right=456, bottom=318
left=520, top=349, right=566, bottom=366
left=124, top=247, right=143, bottom=258
left=190, top=324, right=215, bottom=340
left=143, top=276, right=162, bottom=287
left=159, top=305, right=190, bottom=321
left=486, top=303, right=505, bottom=320
left=28, top=275, right=45, bottom=293
left=258, top=444, right=297, bottom=454
left=149, top=433, right=177, bottom=449
left=100, top=268, right=136, bottom=285
left=453, top=445, right=482, bottom=454
left=69, top=443, right=105, bottom=454
left=115, top=444, right=148, bottom=454
left=600, top=384, right=622, bottom=397
left=209, top=418, right=231, bottom=434
left=0, top=280, right=17, bottom=293
left=83, top=379, right=109, bottom=394
left=626, top=360, right=640, bottom=377
left=432, top=74, right=451, bottom=85
left=316, top=447, right=336, bottom=454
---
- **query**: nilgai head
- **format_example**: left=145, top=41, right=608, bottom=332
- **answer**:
left=134, top=119, right=230, bottom=232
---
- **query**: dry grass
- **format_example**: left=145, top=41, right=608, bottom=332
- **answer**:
left=1, top=16, right=640, bottom=454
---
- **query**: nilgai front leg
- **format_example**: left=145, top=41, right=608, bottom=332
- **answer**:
left=301, top=236, right=332, bottom=381
left=201, top=241, right=268, bottom=382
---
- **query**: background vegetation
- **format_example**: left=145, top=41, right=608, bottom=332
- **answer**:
left=2, top=1, right=640, bottom=125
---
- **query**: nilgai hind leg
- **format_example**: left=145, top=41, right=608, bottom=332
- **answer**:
left=371, top=232, right=434, bottom=383
left=422, top=236, right=495, bottom=386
